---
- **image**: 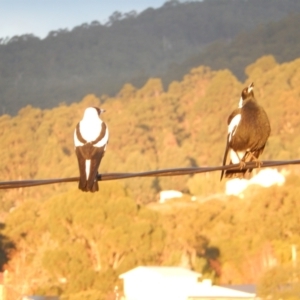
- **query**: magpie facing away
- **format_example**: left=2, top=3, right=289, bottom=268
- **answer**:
left=220, top=83, right=271, bottom=180
left=74, top=107, right=109, bottom=192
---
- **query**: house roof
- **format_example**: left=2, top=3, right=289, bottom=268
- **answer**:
left=189, top=282, right=256, bottom=298
left=119, top=266, right=201, bottom=279
left=222, top=284, right=256, bottom=294
left=22, top=297, right=59, bottom=300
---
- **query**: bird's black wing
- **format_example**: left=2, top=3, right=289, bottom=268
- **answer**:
left=86, top=145, right=106, bottom=192
left=220, top=134, right=230, bottom=181
left=75, top=146, right=88, bottom=191
left=220, top=109, right=240, bottom=181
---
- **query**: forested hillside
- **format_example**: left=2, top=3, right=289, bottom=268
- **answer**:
left=1, top=0, right=300, bottom=115
left=0, top=57, right=300, bottom=299
left=163, top=12, right=300, bottom=83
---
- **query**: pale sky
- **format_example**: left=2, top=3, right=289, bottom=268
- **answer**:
left=0, top=0, right=170, bottom=39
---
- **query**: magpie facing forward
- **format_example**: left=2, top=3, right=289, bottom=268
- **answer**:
left=220, top=83, right=271, bottom=180
left=74, top=107, right=109, bottom=192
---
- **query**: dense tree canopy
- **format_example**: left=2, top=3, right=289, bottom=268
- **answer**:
left=0, top=57, right=300, bottom=298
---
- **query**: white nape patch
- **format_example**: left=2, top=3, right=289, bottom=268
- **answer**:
left=83, top=107, right=99, bottom=119
left=85, top=160, right=91, bottom=180
left=80, top=119, right=102, bottom=142
left=228, top=114, right=241, bottom=142
left=94, top=126, right=109, bottom=148
left=238, top=97, right=243, bottom=108
left=230, top=149, right=245, bottom=164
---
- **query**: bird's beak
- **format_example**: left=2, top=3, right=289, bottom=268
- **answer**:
left=248, top=82, right=254, bottom=93
left=100, top=108, right=106, bottom=113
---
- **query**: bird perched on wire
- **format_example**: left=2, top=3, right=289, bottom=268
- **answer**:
left=220, top=83, right=271, bottom=180
left=74, top=107, right=109, bottom=192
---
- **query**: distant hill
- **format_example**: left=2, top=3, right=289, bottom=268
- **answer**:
left=162, top=12, right=300, bottom=84
left=1, top=0, right=300, bottom=115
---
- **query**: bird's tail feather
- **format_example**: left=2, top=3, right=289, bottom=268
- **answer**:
left=87, top=177, right=99, bottom=192
left=224, top=168, right=253, bottom=179
left=78, top=177, right=99, bottom=192
left=78, top=178, right=88, bottom=192
left=220, top=136, right=230, bottom=181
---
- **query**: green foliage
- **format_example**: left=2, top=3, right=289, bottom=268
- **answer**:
left=245, top=55, right=278, bottom=78
left=187, top=172, right=225, bottom=197
left=258, top=264, right=300, bottom=299
left=1, top=56, right=300, bottom=298
left=3, top=182, right=165, bottom=297
left=60, top=289, right=107, bottom=300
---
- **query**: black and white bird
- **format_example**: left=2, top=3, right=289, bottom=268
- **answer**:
left=74, top=107, right=109, bottom=192
left=220, top=83, right=271, bottom=180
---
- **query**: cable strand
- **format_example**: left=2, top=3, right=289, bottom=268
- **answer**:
left=0, top=159, right=299, bottom=189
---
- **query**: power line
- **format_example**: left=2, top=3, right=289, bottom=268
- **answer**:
left=0, top=159, right=299, bottom=189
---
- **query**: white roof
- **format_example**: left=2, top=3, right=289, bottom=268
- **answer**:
left=189, top=282, right=255, bottom=298
left=119, top=266, right=201, bottom=279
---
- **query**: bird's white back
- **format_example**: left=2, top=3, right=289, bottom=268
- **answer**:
left=79, top=107, right=102, bottom=142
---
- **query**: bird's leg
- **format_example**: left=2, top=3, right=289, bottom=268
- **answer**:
left=234, top=151, right=246, bottom=169
left=239, top=160, right=246, bottom=169
left=248, top=152, right=263, bottom=168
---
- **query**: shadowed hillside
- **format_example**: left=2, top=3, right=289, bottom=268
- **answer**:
left=162, top=12, right=300, bottom=84
left=1, top=0, right=300, bottom=115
